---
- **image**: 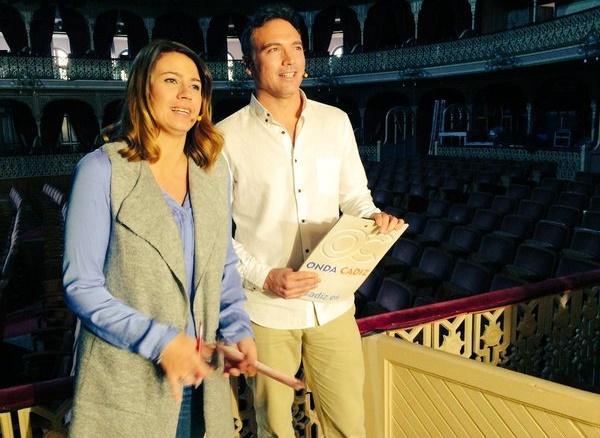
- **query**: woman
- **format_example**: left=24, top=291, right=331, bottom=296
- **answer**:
left=63, top=40, right=256, bottom=437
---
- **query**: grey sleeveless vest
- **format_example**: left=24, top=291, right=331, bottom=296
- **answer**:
left=69, top=142, right=233, bottom=437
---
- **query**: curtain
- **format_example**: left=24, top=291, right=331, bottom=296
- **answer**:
left=60, top=6, right=90, bottom=57
left=312, top=8, right=335, bottom=56
left=152, top=12, right=204, bottom=54
left=207, top=14, right=228, bottom=61
left=364, top=0, right=414, bottom=52
left=0, top=5, right=28, bottom=53
left=40, top=101, right=65, bottom=152
left=122, top=10, right=149, bottom=58
left=94, top=10, right=118, bottom=59
left=67, top=102, right=99, bottom=151
left=30, top=4, right=54, bottom=57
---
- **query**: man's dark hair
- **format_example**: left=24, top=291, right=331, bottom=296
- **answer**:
left=240, top=3, right=305, bottom=61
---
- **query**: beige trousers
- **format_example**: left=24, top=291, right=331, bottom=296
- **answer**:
left=250, top=308, right=366, bottom=438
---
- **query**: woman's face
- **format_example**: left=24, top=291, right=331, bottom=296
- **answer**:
left=149, top=51, right=202, bottom=142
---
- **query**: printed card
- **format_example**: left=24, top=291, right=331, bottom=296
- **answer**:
left=300, top=214, right=408, bottom=303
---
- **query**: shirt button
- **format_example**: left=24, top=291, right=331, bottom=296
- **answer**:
left=294, top=159, right=298, bottom=163
left=305, top=249, right=309, bottom=253
left=281, top=130, right=285, bottom=134
left=265, top=119, right=268, bottom=122
left=301, top=219, right=306, bottom=223
left=298, top=189, right=302, bottom=193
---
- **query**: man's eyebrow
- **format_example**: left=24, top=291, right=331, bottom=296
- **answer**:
left=260, top=40, right=303, bottom=50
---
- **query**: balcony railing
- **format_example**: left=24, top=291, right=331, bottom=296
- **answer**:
left=0, top=7, right=597, bottom=85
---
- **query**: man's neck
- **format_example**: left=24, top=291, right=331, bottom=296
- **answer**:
left=256, top=90, right=303, bottom=123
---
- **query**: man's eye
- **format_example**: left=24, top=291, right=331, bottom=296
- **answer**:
left=267, top=47, right=279, bottom=53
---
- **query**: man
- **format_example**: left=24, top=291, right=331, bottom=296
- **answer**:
left=218, top=4, right=403, bottom=437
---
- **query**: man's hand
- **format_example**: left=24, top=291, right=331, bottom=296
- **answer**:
left=222, top=336, right=258, bottom=377
left=264, top=268, right=319, bottom=299
left=159, top=333, right=213, bottom=402
left=371, top=212, right=405, bottom=234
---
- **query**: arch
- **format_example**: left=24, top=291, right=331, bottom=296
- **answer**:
left=418, top=0, right=471, bottom=44
left=41, top=100, right=98, bottom=153
left=152, top=11, right=204, bottom=55
left=61, top=6, right=91, bottom=57
left=212, top=97, right=249, bottom=123
left=30, top=4, right=91, bottom=57
left=94, top=10, right=149, bottom=59
left=0, top=4, right=28, bottom=54
left=102, top=99, right=124, bottom=128
left=363, top=0, right=414, bottom=52
left=533, top=77, right=589, bottom=147
left=416, top=88, right=465, bottom=154
left=312, top=6, right=361, bottom=56
left=207, top=13, right=247, bottom=61
left=473, top=83, right=527, bottom=143
left=364, top=92, right=411, bottom=144
left=0, top=99, right=37, bottom=155
left=30, top=4, right=55, bottom=57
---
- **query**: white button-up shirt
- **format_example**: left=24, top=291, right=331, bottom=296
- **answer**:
left=218, top=92, right=379, bottom=329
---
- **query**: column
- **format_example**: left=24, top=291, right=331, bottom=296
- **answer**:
left=469, top=0, right=477, bottom=31
left=21, top=10, right=33, bottom=51
left=299, top=11, right=313, bottom=52
left=590, top=99, right=597, bottom=143
left=532, top=0, right=538, bottom=23
left=351, top=5, right=369, bottom=47
left=526, top=102, right=533, bottom=135
left=198, top=17, right=210, bottom=56
left=359, top=106, right=367, bottom=145
left=466, top=103, right=474, bottom=132
left=410, top=0, right=423, bottom=40
left=88, top=16, right=95, bottom=52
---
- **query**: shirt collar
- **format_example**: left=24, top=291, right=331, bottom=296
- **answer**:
left=249, top=90, right=309, bottom=124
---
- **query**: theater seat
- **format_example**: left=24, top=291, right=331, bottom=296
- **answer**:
left=525, top=220, right=569, bottom=251
left=502, top=243, right=557, bottom=282
left=405, top=247, right=454, bottom=290
left=490, top=196, right=516, bottom=216
left=493, top=214, right=534, bottom=243
left=439, top=260, right=491, bottom=299
left=517, top=199, right=545, bottom=222
left=546, top=205, right=581, bottom=228
left=562, top=228, right=600, bottom=260
left=488, top=273, right=527, bottom=291
left=380, top=238, right=422, bottom=277
left=555, top=255, right=600, bottom=277
left=441, top=225, right=482, bottom=257
left=556, top=191, right=587, bottom=211
left=580, top=210, right=600, bottom=232
left=360, top=277, right=413, bottom=317
left=470, top=234, right=516, bottom=272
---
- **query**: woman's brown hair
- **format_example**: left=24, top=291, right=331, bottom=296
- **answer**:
left=117, top=39, right=222, bottom=169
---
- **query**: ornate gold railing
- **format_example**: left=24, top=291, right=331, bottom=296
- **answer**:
left=2, top=270, right=599, bottom=437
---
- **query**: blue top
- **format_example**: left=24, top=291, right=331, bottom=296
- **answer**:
left=63, top=149, right=252, bottom=362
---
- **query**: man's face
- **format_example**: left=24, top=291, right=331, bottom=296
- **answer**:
left=250, top=18, right=305, bottom=100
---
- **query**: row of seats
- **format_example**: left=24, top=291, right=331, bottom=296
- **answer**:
left=356, top=158, right=600, bottom=318
left=1, top=185, right=74, bottom=387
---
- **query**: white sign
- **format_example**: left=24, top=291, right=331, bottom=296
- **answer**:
left=300, top=214, right=407, bottom=303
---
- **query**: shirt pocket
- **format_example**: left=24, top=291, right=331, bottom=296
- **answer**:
left=315, top=157, right=340, bottom=195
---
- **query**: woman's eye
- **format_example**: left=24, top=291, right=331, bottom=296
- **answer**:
left=191, top=84, right=201, bottom=91
left=165, top=77, right=177, bottom=84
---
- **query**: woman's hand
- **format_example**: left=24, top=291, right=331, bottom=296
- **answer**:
left=221, top=337, right=257, bottom=377
left=159, top=333, right=213, bottom=402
